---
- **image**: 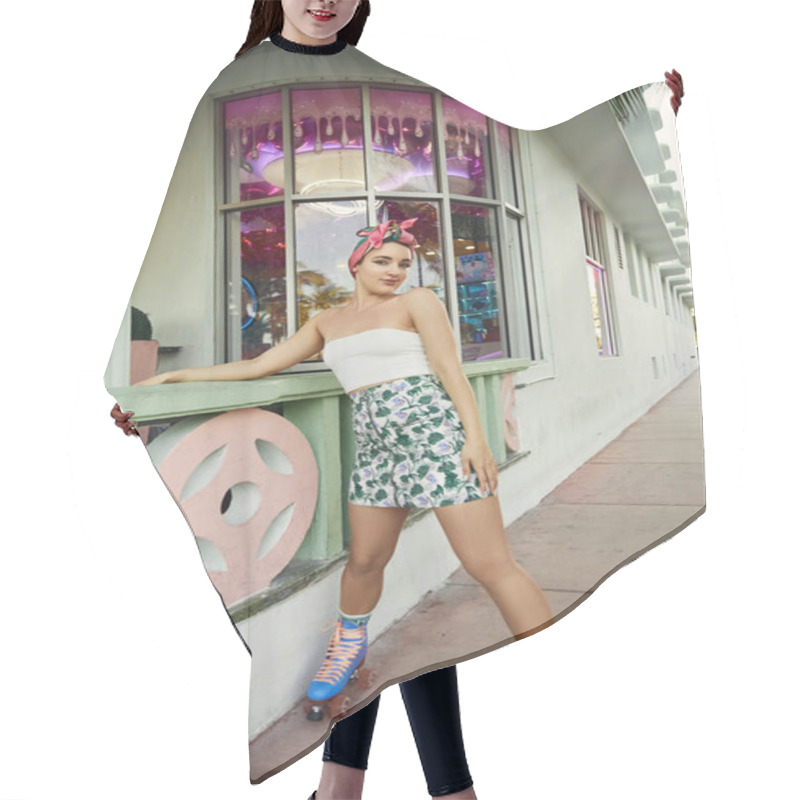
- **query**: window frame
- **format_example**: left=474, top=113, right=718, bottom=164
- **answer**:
left=216, top=81, right=540, bottom=371
left=578, top=192, right=618, bottom=357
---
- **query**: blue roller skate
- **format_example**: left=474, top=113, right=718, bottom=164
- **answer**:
left=304, top=618, right=371, bottom=721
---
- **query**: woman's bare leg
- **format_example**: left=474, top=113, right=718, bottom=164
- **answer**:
left=434, top=495, right=552, bottom=637
left=315, top=507, right=408, bottom=800
left=340, top=504, right=410, bottom=615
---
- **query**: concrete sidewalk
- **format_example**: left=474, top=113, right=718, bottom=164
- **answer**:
left=250, top=369, right=705, bottom=781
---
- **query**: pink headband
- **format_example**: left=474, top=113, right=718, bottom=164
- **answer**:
left=347, top=218, right=419, bottom=276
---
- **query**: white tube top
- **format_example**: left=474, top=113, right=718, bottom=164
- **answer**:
left=322, top=328, right=434, bottom=393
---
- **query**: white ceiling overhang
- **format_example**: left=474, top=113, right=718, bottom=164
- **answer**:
left=546, top=102, right=679, bottom=264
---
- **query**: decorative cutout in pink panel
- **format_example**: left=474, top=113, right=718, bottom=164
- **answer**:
left=158, top=408, right=319, bottom=607
left=500, top=372, right=521, bottom=452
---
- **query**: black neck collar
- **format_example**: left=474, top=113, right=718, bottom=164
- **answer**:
left=271, top=32, right=348, bottom=55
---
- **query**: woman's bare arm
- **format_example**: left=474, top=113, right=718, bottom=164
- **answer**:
left=406, top=288, right=483, bottom=436
left=407, top=288, right=497, bottom=491
left=137, top=314, right=327, bottom=385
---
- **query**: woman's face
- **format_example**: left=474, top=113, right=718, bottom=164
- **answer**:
left=280, top=0, right=361, bottom=45
left=354, top=241, right=414, bottom=295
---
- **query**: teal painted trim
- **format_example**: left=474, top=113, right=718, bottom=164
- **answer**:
left=469, top=375, right=490, bottom=443
left=339, top=396, right=356, bottom=548
left=462, top=357, right=531, bottom=378
left=483, top=374, right=506, bottom=464
left=111, top=372, right=343, bottom=423
left=110, top=358, right=532, bottom=424
left=284, top=396, right=343, bottom=560
left=229, top=552, right=349, bottom=625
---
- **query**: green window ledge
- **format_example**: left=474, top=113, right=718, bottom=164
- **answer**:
left=109, top=357, right=532, bottom=424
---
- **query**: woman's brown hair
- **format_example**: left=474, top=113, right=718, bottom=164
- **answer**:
left=236, top=1, right=371, bottom=58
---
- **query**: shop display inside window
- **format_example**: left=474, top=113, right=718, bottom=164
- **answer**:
left=456, top=252, right=502, bottom=362
left=233, top=206, right=288, bottom=361
left=222, top=85, right=530, bottom=366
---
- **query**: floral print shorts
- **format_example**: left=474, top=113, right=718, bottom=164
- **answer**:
left=347, top=374, right=493, bottom=508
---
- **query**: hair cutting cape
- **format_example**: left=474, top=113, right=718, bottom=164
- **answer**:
left=105, top=37, right=703, bottom=784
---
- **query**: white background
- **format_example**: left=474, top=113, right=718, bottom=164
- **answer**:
left=2, top=1, right=797, bottom=798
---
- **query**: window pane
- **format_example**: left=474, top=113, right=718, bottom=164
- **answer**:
left=230, top=206, right=287, bottom=361
left=579, top=196, right=592, bottom=256
left=452, top=204, right=505, bottom=361
left=376, top=200, right=444, bottom=295
left=442, top=97, right=494, bottom=199
left=295, top=200, right=367, bottom=360
left=587, top=263, right=604, bottom=353
left=370, top=89, right=437, bottom=192
left=503, top=216, right=533, bottom=360
left=601, top=273, right=615, bottom=354
left=586, top=262, right=616, bottom=356
left=496, top=122, right=519, bottom=206
left=290, top=88, right=365, bottom=196
left=579, top=194, right=608, bottom=265
left=224, top=92, right=285, bottom=203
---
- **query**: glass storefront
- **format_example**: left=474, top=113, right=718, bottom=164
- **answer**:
left=290, top=88, right=366, bottom=196
left=233, top=206, right=287, bottom=361
left=370, top=88, right=437, bottom=193
left=451, top=204, right=503, bottom=361
left=223, top=84, right=536, bottom=368
left=441, top=96, right=494, bottom=199
left=295, top=200, right=367, bottom=359
left=224, top=91, right=285, bottom=202
left=377, top=200, right=445, bottom=296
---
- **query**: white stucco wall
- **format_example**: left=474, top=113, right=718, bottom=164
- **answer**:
left=496, top=129, right=697, bottom=519
left=104, top=96, right=219, bottom=387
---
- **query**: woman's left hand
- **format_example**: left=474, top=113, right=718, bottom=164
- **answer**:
left=110, top=403, right=139, bottom=437
left=460, top=436, right=498, bottom=495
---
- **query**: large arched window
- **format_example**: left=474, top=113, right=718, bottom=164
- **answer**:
left=222, top=83, right=536, bottom=368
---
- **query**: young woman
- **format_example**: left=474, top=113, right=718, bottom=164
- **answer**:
left=133, top=219, right=553, bottom=635
left=108, top=2, right=683, bottom=797
left=126, top=215, right=552, bottom=798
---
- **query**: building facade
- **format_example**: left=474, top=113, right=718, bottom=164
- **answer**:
left=105, top=44, right=697, bottom=738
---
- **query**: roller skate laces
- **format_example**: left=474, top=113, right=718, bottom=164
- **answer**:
left=306, top=619, right=368, bottom=702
